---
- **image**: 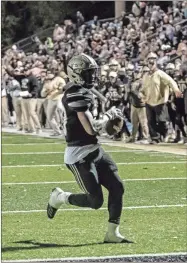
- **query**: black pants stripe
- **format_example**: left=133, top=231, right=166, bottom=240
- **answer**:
left=66, top=147, right=124, bottom=224
left=68, top=164, right=88, bottom=193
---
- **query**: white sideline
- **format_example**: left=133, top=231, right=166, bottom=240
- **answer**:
left=2, top=161, right=186, bottom=168
left=2, top=204, right=187, bottom=214
left=2, top=177, right=187, bottom=186
left=2, top=252, right=187, bottom=263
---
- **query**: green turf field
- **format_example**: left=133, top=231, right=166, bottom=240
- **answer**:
left=2, top=133, right=187, bottom=261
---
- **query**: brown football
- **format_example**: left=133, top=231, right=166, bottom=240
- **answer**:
left=105, top=118, right=124, bottom=136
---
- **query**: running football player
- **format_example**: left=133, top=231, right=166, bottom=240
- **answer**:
left=47, top=53, right=131, bottom=243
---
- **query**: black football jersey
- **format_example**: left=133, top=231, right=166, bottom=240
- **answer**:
left=62, top=82, right=98, bottom=146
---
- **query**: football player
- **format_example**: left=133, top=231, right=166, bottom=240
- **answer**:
left=47, top=53, right=131, bottom=243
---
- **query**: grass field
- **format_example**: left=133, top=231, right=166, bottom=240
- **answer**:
left=1, top=132, right=187, bottom=261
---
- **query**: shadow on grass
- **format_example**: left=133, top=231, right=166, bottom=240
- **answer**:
left=2, top=239, right=133, bottom=252
left=2, top=240, right=105, bottom=252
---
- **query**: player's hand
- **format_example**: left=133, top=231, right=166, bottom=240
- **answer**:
left=175, top=90, right=183, bottom=98
left=104, top=106, right=123, bottom=120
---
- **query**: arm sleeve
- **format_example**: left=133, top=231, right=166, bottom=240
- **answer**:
left=66, top=85, right=93, bottom=112
left=159, top=70, right=179, bottom=93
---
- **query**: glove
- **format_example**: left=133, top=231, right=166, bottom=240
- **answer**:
left=104, top=106, right=123, bottom=120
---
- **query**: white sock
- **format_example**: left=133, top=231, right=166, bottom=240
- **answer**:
left=58, top=192, right=71, bottom=205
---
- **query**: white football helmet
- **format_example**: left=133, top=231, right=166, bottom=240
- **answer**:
left=67, top=53, right=98, bottom=88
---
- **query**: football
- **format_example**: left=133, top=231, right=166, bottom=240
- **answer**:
left=105, top=117, right=124, bottom=136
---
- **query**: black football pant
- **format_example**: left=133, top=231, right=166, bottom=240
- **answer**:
left=175, top=99, right=187, bottom=137
left=66, top=147, right=124, bottom=224
left=167, top=102, right=176, bottom=130
left=146, top=103, right=169, bottom=140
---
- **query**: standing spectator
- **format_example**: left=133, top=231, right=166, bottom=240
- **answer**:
left=129, top=71, right=149, bottom=143
left=53, top=24, right=65, bottom=42
left=36, top=71, right=48, bottom=127
left=140, top=52, right=182, bottom=144
left=41, top=72, right=66, bottom=136
left=76, top=11, right=85, bottom=33
left=165, top=63, right=177, bottom=137
left=20, top=70, right=42, bottom=134
left=8, top=75, right=23, bottom=131
left=173, top=64, right=187, bottom=143
left=1, top=72, right=9, bottom=127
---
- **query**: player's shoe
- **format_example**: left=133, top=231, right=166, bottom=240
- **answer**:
left=104, top=232, right=133, bottom=243
left=104, top=222, right=133, bottom=243
left=47, top=187, right=71, bottom=219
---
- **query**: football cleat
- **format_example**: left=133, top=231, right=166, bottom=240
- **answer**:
left=104, top=222, right=133, bottom=244
left=104, top=232, right=133, bottom=243
left=47, top=187, right=71, bottom=219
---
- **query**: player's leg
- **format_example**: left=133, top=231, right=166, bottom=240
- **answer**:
left=47, top=149, right=104, bottom=219
left=96, top=148, right=132, bottom=243
left=66, top=161, right=104, bottom=209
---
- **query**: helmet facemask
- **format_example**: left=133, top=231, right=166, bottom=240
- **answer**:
left=81, top=67, right=98, bottom=88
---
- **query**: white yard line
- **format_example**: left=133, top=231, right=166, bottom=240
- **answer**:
left=2, top=161, right=186, bottom=168
left=2, top=128, right=186, bottom=156
left=2, top=252, right=187, bottom=263
left=2, top=177, right=187, bottom=186
left=2, top=204, right=187, bottom=214
left=104, top=142, right=187, bottom=156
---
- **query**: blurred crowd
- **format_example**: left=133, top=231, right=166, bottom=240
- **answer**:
left=1, top=1, right=187, bottom=144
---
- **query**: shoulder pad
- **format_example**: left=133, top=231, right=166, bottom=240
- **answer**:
left=65, top=84, right=93, bottom=112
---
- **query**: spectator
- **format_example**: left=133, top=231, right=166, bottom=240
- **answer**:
left=41, top=72, right=66, bottom=136
left=1, top=72, right=9, bottom=127
left=53, top=24, right=65, bottom=42
left=8, top=75, right=23, bottom=131
left=20, top=70, right=42, bottom=134
left=129, top=70, right=149, bottom=143
left=76, top=11, right=85, bottom=32
left=140, top=52, right=182, bottom=143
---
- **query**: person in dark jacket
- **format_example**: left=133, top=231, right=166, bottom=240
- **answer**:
left=20, top=70, right=42, bottom=133
left=129, top=71, right=149, bottom=143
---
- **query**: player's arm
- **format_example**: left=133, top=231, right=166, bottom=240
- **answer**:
left=66, top=85, right=99, bottom=135
left=78, top=105, right=124, bottom=135
left=66, top=85, right=123, bottom=135
left=77, top=111, right=98, bottom=136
